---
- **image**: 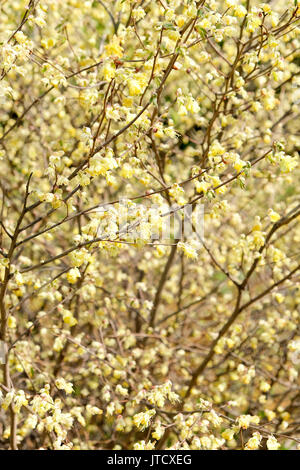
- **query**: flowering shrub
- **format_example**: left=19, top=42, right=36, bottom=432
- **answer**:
left=0, top=0, right=300, bottom=450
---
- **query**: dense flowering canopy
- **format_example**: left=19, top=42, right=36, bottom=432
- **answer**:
left=0, top=0, right=300, bottom=450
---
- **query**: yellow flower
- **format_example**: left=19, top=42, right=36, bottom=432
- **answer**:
left=176, top=15, right=186, bottom=28
left=265, top=409, right=276, bottom=422
left=267, top=435, right=280, bottom=450
left=7, top=315, right=16, bottom=329
left=102, top=62, right=116, bottom=81
left=279, top=155, right=298, bottom=173
left=222, top=428, right=235, bottom=440
left=132, top=7, right=146, bottom=21
left=127, top=79, right=143, bottom=96
left=104, top=36, right=123, bottom=58
left=152, top=421, right=164, bottom=440
left=41, top=37, right=55, bottom=49
left=178, top=242, right=198, bottom=260
left=67, top=268, right=81, bottom=285
left=234, top=5, right=247, bottom=18
left=261, top=4, right=271, bottom=14
left=237, top=414, right=260, bottom=430
left=55, top=378, right=74, bottom=394
left=233, top=158, right=244, bottom=173
left=2, top=391, right=14, bottom=410
left=260, top=381, right=271, bottom=392
left=133, top=410, right=156, bottom=431
left=252, top=216, right=262, bottom=232
left=275, top=293, right=284, bottom=304
left=15, top=31, right=27, bottom=44
left=245, top=432, right=262, bottom=450
left=13, top=390, right=28, bottom=414
left=63, top=311, right=78, bottom=326
left=268, top=209, right=280, bottom=223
